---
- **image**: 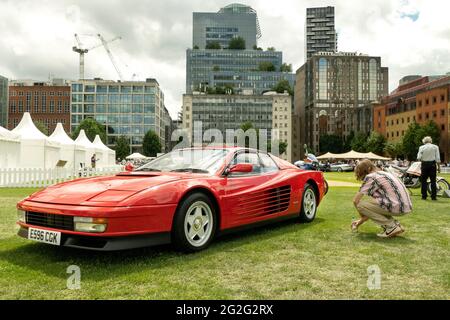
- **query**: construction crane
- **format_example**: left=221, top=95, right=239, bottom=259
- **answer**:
left=72, top=33, right=121, bottom=80
left=97, top=34, right=124, bottom=81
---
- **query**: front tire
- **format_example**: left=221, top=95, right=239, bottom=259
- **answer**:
left=172, top=193, right=216, bottom=252
left=428, top=179, right=450, bottom=197
left=299, top=184, right=318, bottom=223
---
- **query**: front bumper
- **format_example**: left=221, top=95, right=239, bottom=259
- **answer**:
left=18, top=226, right=171, bottom=251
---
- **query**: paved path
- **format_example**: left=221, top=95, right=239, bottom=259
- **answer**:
left=327, top=180, right=360, bottom=187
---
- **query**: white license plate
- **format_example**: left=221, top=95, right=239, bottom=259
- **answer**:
left=28, top=227, right=61, bottom=246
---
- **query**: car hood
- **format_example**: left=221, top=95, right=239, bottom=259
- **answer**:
left=26, top=172, right=182, bottom=205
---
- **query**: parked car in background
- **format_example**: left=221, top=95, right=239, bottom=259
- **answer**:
left=330, top=163, right=354, bottom=172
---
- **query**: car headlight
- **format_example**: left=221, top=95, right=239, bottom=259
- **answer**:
left=17, top=209, right=26, bottom=223
left=74, top=217, right=108, bottom=233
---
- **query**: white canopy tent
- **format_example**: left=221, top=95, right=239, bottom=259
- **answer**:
left=74, top=130, right=95, bottom=169
left=92, top=135, right=110, bottom=168
left=0, top=126, right=21, bottom=168
left=48, top=123, right=75, bottom=169
left=12, top=112, right=61, bottom=168
left=317, top=150, right=391, bottom=161
left=126, top=153, right=148, bottom=160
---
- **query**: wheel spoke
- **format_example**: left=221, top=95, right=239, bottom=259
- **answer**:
left=194, top=207, right=203, bottom=219
left=197, top=226, right=206, bottom=238
left=202, top=215, right=210, bottom=227
left=187, top=214, right=196, bottom=226
left=188, top=227, right=197, bottom=240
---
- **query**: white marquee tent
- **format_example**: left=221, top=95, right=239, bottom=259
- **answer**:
left=126, top=153, right=148, bottom=160
left=0, top=126, right=21, bottom=168
left=317, top=150, right=391, bottom=161
left=92, top=135, right=111, bottom=168
left=74, top=130, right=95, bottom=169
left=11, top=113, right=61, bottom=168
left=48, top=123, right=75, bottom=169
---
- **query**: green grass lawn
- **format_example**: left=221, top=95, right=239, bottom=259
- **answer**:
left=0, top=187, right=449, bottom=300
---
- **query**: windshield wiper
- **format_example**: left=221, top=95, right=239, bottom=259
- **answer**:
left=170, top=168, right=209, bottom=173
left=135, top=168, right=161, bottom=172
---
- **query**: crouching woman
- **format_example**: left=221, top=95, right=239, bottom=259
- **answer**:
left=352, top=159, right=412, bottom=238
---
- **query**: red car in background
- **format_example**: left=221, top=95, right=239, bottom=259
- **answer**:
left=17, top=147, right=327, bottom=252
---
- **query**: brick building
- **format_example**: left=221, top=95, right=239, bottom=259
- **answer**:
left=8, top=80, right=71, bottom=134
left=373, top=76, right=450, bottom=161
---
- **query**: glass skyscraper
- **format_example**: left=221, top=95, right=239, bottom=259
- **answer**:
left=193, top=4, right=261, bottom=50
left=0, top=75, right=8, bottom=128
left=70, top=78, right=169, bottom=153
left=186, top=49, right=294, bottom=95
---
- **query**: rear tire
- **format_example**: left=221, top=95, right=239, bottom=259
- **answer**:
left=172, top=193, right=216, bottom=252
left=299, top=184, right=318, bottom=223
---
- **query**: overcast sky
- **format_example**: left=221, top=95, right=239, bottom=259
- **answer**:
left=0, top=0, right=449, bottom=118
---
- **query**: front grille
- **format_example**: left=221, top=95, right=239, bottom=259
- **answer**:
left=26, top=212, right=74, bottom=231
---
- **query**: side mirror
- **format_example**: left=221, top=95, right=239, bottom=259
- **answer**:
left=228, top=163, right=253, bottom=174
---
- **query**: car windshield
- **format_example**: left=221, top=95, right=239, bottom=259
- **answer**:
left=136, top=149, right=229, bottom=174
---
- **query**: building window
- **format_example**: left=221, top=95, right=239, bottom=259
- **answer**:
left=418, top=100, right=422, bottom=107
left=441, top=95, right=445, bottom=102
left=425, top=98, right=429, bottom=105
left=442, top=124, right=446, bottom=131
left=432, top=96, right=437, bottom=104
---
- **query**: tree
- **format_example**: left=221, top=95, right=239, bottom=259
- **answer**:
left=240, top=121, right=254, bottom=132
left=267, top=47, right=276, bottom=51
left=34, top=120, right=49, bottom=136
left=343, top=131, right=355, bottom=152
left=319, top=134, right=344, bottom=153
left=280, top=63, right=292, bottom=72
left=205, top=41, right=221, bottom=49
left=273, top=140, right=288, bottom=155
left=193, top=45, right=199, bottom=49
left=252, top=44, right=263, bottom=51
left=72, top=118, right=106, bottom=143
left=272, top=79, right=293, bottom=96
left=114, top=135, right=130, bottom=161
left=365, top=131, right=387, bottom=155
left=228, top=36, right=246, bottom=50
left=143, top=130, right=162, bottom=157
left=258, top=61, right=276, bottom=72
left=213, top=65, right=220, bottom=71
left=351, top=132, right=369, bottom=152
left=384, top=142, right=404, bottom=159
left=419, top=121, right=440, bottom=145
left=402, top=122, right=421, bottom=160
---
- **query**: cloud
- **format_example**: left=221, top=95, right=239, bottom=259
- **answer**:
left=0, top=0, right=449, bottom=118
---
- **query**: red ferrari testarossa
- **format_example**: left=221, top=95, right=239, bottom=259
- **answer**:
left=17, top=147, right=328, bottom=252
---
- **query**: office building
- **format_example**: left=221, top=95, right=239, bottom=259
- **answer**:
left=193, top=3, right=261, bottom=50
left=70, top=78, right=170, bottom=152
left=373, top=75, right=450, bottom=162
left=305, top=6, right=337, bottom=60
left=0, top=75, right=7, bottom=128
left=182, top=92, right=292, bottom=161
left=186, top=49, right=294, bottom=95
left=294, top=52, right=389, bottom=155
left=8, top=79, right=71, bottom=133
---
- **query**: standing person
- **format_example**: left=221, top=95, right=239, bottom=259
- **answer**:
left=351, top=159, right=412, bottom=238
left=417, top=136, right=441, bottom=201
left=91, top=154, right=98, bottom=169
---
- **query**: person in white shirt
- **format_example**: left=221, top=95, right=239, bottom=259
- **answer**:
left=417, top=136, right=441, bottom=200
